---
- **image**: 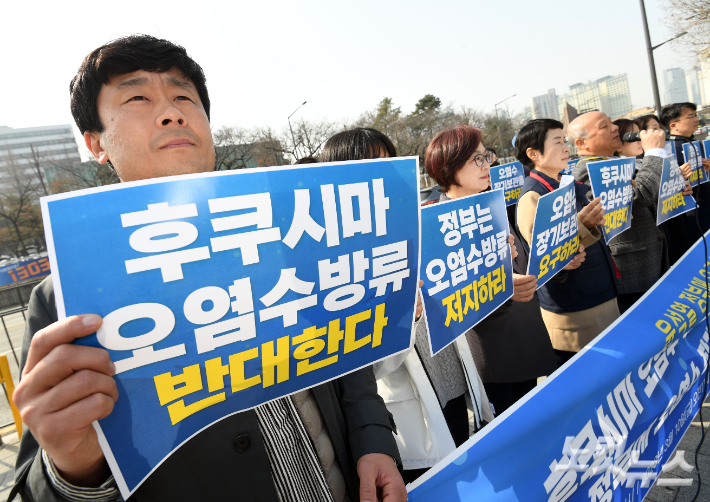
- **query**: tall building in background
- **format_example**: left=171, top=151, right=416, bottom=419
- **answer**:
left=530, top=89, right=560, bottom=120
left=664, top=68, right=689, bottom=104
left=701, top=50, right=710, bottom=106
left=0, top=124, right=81, bottom=196
left=686, top=67, right=706, bottom=106
left=596, top=74, right=632, bottom=119
left=566, top=74, right=632, bottom=119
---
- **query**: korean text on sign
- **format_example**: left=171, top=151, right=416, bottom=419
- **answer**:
left=683, top=142, right=706, bottom=186
left=586, top=158, right=634, bottom=243
left=657, top=156, right=695, bottom=225
left=490, top=161, right=526, bottom=206
left=526, top=178, right=579, bottom=288
left=41, top=158, right=421, bottom=498
left=420, top=189, right=513, bottom=355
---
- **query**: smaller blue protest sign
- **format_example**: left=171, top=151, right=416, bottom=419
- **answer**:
left=586, top=158, right=634, bottom=243
left=489, top=161, right=525, bottom=206
left=668, top=141, right=706, bottom=186
left=420, top=189, right=513, bottom=355
left=561, top=159, right=576, bottom=176
left=0, top=257, right=51, bottom=287
left=702, top=139, right=710, bottom=159
left=683, top=141, right=707, bottom=185
left=657, top=156, right=695, bottom=225
left=526, top=177, right=579, bottom=288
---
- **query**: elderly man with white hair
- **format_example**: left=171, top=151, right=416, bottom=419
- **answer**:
left=569, top=111, right=692, bottom=313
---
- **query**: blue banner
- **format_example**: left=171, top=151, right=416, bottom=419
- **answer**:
left=420, top=189, right=513, bottom=355
left=669, top=141, right=707, bottom=187
left=0, top=256, right=51, bottom=287
left=562, top=160, right=576, bottom=176
left=41, top=158, right=420, bottom=498
left=702, top=139, right=709, bottom=159
left=683, top=141, right=707, bottom=186
left=657, top=156, right=695, bottom=225
left=526, top=177, right=579, bottom=288
left=490, top=161, right=525, bottom=206
left=586, top=158, right=633, bottom=243
left=409, top=230, right=710, bottom=502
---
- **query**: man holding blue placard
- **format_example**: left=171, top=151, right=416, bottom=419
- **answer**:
left=11, top=35, right=407, bottom=502
left=569, top=111, right=691, bottom=313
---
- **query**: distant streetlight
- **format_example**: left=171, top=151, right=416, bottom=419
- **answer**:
left=288, top=101, right=307, bottom=158
left=495, top=94, right=516, bottom=159
left=638, top=0, right=688, bottom=113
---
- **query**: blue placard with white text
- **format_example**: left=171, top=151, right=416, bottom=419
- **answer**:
left=526, top=179, right=579, bottom=288
left=408, top=229, right=710, bottom=502
left=420, top=189, right=513, bottom=356
left=41, top=158, right=421, bottom=498
left=657, top=156, right=695, bottom=225
left=562, top=159, right=576, bottom=176
left=586, top=158, right=634, bottom=243
left=489, top=161, right=525, bottom=206
left=702, top=139, right=709, bottom=159
left=683, top=141, right=707, bottom=185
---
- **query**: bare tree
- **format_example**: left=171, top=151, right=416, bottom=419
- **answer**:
left=45, top=154, right=119, bottom=194
left=21, top=144, right=50, bottom=196
left=213, top=126, right=261, bottom=170
left=0, top=156, right=37, bottom=256
left=663, top=1, right=710, bottom=62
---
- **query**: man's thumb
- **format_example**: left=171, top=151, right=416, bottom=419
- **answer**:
left=359, top=463, right=377, bottom=502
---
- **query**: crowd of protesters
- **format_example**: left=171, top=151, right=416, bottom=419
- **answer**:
left=10, top=33, right=710, bottom=502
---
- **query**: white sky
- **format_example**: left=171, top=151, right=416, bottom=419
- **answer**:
left=0, top=0, right=697, bottom=142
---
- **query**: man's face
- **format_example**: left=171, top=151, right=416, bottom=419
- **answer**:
left=85, top=68, right=215, bottom=182
left=670, top=107, right=700, bottom=137
left=577, top=112, right=621, bottom=156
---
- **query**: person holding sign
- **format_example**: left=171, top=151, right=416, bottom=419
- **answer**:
left=515, top=119, right=616, bottom=368
left=660, top=102, right=710, bottom=263
left=569, top=112, right=692, bottom=313
left=420, top=125, right=555, bottom=420
left=11, top=36, right=407, bottom=502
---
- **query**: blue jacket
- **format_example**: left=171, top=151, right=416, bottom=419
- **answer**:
left=516, top=170, right=618, bottom=313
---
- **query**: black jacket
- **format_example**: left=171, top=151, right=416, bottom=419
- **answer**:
left=11, top=277, right=400, bottom=502
left=516, top=171, right=618, bottom=313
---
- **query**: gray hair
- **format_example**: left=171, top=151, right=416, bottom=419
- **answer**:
left=566, top=121, right=589, bottom=142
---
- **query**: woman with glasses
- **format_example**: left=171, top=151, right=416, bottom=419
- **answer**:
left=422, top=124, right=557, bottom=419
left=515, top=119, right=619, bottom=368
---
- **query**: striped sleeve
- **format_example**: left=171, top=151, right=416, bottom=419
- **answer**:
left=42, top=449, right=119, bottom=502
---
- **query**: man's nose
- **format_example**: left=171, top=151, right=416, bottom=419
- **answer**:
left=157, top=103, right=187, bottom=127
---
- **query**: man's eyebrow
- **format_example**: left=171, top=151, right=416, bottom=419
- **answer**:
left=166, top=76, right=196, bottom=92
left=115, top=77, right=150, bottom=90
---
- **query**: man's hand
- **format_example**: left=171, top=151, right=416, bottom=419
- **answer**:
left=562, top=245, right=586, bottom=270
left=703, top=158, right=710, bottom=173
left=680, top=162, right=692, bottom=180
left=415, top=280, right=424, bottom=320
left=512, top=274, right=536, bottom=302
left=639, top=129, right=666, bottom=151
left=683, top=179, right=693, bottom=196
left=13, top=314, right=117, bottom=487
left=578, top=198, right=605, bottom=229
left=507, top=234, right=518, bottom=259
left=357, top=453, right=407, bottom=502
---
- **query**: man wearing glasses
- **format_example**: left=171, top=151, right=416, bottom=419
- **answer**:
left=660, top=102, right=710, bottom=262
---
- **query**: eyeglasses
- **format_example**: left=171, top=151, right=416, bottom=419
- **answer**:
left=472, top=150, right=495, bottom=167
left=683, top=113, right=698, bottom=120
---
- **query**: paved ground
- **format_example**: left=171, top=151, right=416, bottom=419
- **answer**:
left=0, top=311, right=25, bottom=428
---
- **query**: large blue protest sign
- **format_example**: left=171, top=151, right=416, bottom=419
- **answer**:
left=657, top=156, right=695, bottom=225
left=586, top=158, right=633, bottom=243
left=409, top=230, right=710, bottom=502
left=526, top=177, right=579, bottom=288
left=683, top=141, right=707, bottom=186
left=41, top=158, right=420, bottom=498
left=490, top=161, right=525, bottom=206
left=0, top=256, right=51, bottom=287
left=420, top=189, right=513, bottom=355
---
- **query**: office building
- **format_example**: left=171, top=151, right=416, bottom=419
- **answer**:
left=664, top=68, right=689, bottom=105
left=566, top=74, right=632, bottom=119
left=0, top=124, right=81, bottom=197
left=686, top=67, right=706, bottom=106
left=530, top=89, right=560, bottom=120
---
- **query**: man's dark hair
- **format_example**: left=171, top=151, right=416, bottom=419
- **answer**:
left=636, top=114, right=661, bottom=131
left=514, top=119, right=564, bottom=170
left=320, top=128, right=397, bottom=162
left=659, top=102, right=697, bottom=129
left=70, top=34, right=210, bottom=134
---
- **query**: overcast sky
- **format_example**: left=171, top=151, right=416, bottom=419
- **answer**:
left=0, top=0, right=697, bottom=142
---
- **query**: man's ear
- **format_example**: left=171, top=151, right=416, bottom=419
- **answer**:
left=84, top=131, right=110, bottom=164
left=574, top=137, right=586, bottom=150
left=526, top=147, right=538, bottom=163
